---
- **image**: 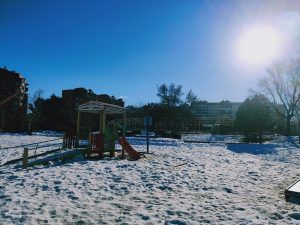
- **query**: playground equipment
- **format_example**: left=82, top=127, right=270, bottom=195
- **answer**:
left=286, top=179, right=300, bottom=203
left=77, top=101, right=141, bottom=160
left=63, top=131, right=78, bottom=149
left=118, top=136, right=141, bottom=160
left=88, top=132, right=105, bottom=158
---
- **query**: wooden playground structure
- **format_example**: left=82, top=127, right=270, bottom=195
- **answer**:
left=77, top=101, right=141, bottom=160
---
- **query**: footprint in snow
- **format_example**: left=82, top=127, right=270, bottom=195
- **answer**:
left=138, top=214, right=150, bottom=221
left=269, top=212, right=284, bottom=220
left=54, top=186, right=61, bottom=193
left=166, top=210, right=176, bottom=216
left=41, top=185, right=49, bottom=191
left=7, top=175, right=18, bottom=180
left=288, top=212, right=300, bottom=220
left=164, top=219, right=189, bottom=225
left=67, top=194, right=79, bottom=200
left=53, top=180, right=61, bottom=185
left=0, top=194, right=9, bottom=200
left=158, top=185, right=173, bottom=191
left=223, top=187, right=236, bottom=194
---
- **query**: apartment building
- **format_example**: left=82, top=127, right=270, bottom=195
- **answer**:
left=191, top=100, right=241, bottom=126
left=0, top=67, right=28, bottom=131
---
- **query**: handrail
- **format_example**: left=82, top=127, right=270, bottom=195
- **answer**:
left=27, top=142, right=62, bottom=151
left=0, top=137, right=63, bottom=150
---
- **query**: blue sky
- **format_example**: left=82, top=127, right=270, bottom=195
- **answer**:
left=1, top=0, right=300, bottom=105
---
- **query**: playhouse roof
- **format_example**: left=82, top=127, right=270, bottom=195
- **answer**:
left=78, top=101, right=126, bottom=114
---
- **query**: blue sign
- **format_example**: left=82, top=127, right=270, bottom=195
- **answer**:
left=144, top=116, right=152, bottom=126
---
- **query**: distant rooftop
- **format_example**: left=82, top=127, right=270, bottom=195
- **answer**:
left=0, top=67, right=25, bottom=80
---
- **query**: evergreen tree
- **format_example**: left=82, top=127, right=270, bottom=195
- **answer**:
left=31, top=94, right=71, bottom=131
left=157, top=83, right=184, bottom=107
left=185, top=89, right=198, bottom=105
left=236, top=94, right=272, bottom=143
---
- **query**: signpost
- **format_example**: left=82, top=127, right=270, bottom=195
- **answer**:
left=144, top=116, right=152, bottom=154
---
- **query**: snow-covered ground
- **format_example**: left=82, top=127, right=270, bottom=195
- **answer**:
left=181, top=133, right=243, bottom=143
left=1, top=133, right=300, bottom=224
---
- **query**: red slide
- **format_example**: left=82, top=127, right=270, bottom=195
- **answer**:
left=118, top=136, right=141, bottom=160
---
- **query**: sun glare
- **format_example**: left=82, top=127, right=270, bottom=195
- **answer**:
left=237, top=25, right=281, bottom=65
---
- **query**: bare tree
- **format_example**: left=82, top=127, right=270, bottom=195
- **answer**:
left=259, top=58, right=300, bottom=135
left=27, top=89, right=44, bottom=134
left=28, top=89, right=44, bottom=112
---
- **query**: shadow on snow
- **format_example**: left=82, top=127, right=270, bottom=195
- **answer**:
left=226, top=143, right=279, bottom=155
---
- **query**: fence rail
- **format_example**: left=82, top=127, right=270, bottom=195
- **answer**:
left=0, top=138, right=63, bottom=151
left=2, top=147, right=63, bottom=168
left=1, top=138, right=64, bottom=168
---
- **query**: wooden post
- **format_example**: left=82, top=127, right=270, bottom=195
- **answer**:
left=123, top=112, right=127, bottom=137
left=146, top=120, right=149, bottom=154
left=63, top=133, right=66, bottom=149
left=87, top=132, right=92, bottom=158
left=121, top=112, right=127, bottom=159
left=23, top=148, right=28, bottom=169
left=76, top=111, right=81, bottom=143
left=99, top=112, right=102, bottom=133
left=101, top=111, right=106, bottom=134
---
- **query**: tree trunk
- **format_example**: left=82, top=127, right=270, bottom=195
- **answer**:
left=286, top=116, right=291, bottom=136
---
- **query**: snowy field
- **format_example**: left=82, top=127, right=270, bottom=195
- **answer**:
left=181, top=133, right=243, bottom=143
left=1, top=133, right=300, bottom=224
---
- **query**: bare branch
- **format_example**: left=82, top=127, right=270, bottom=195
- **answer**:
left=258, top=58, right=300, bottom=135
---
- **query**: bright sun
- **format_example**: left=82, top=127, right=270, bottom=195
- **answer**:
left=237, top=25, right=281, bottom=65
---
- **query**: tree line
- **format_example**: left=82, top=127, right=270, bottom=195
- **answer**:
left=28, top=91, right=73, bottom=131
left=126, top=57, right=300, bottom=140
left=26, top=57, right=300, bottom=141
